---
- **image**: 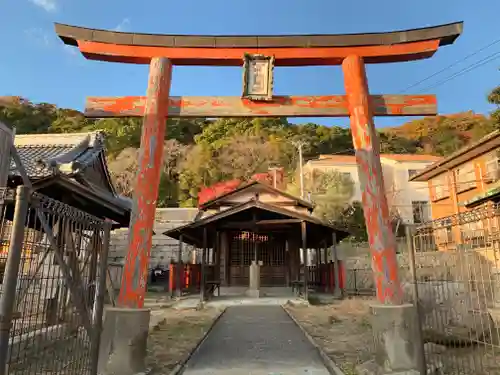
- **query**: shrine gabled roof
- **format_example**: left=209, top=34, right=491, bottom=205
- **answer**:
left=163, top=199, right=349, bottom=248
left=199, top=180, right=314, bottom=211
left=11, top=132, right=108, bottom=180
left=6, top=131, right=132, bottom=226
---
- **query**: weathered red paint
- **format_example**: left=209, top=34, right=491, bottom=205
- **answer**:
left=118, top=57, right=172, bottom=308
left=342, top=55, right=403, bottom=305
left=76, top=39, right=440, bottom=66
left=84, top=94, right=437, bottom=118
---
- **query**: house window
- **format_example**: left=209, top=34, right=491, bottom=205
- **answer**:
left=432, top=175, right=450, bottom=200
left=455, top=163, right=476, bottom=192
left=460, top=220, right=483, bottom=238
left=408, top=169, right=419, bottom=179
left=461, top=220, right=485, bottom=248
left=484, top=153, right=500, bottom=184
left=412, top=201, right=430, bottom=224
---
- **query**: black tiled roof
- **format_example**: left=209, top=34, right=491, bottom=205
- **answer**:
left=5, top=131, right=131, bottom=225
left=9, top=132, right=103, bottom=179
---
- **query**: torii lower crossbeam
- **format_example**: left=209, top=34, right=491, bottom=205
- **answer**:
left=85, top=95, right=437, bottom=118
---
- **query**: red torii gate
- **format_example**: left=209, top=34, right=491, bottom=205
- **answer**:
left=55, top=22, right=462, bottom=309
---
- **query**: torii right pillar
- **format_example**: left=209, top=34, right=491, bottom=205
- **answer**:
left=343, top=55, right=425, bottom=375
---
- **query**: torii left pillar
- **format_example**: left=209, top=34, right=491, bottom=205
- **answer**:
left=99, top=57, right=172, bottom=375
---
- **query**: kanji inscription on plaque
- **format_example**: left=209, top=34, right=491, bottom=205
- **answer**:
left=242, top=54, right=274, bottom=101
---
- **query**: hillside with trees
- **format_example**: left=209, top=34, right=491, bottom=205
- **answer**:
left=1, top=84, right=499, bottom=220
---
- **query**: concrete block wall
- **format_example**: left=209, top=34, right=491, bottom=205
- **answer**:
left=108, top=208, right=200, bottom=268
left=342, top=249, right=497, bottom=297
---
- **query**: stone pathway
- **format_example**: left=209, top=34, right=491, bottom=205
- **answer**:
left=181, top=306, right=330, bottom=375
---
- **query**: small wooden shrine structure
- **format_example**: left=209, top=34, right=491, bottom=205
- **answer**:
left=163, top=181, right=349, bottom=300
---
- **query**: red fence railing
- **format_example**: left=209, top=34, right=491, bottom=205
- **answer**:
left=168, top=263, right=218, bottom=293
left=305, top=261, right=345, bottom=293
left=166, top=261, right=345, bottom=295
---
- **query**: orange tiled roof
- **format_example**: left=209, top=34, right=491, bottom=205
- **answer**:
left=314, top=155, right=357, bottom=163
left=379, top=154, right=442, bottom=162
left=312, top=153, right=441, bottom=164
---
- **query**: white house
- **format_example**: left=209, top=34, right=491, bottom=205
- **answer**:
left=304, top=153, right=442, bottom=224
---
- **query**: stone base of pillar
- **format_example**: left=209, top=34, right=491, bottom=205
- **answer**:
left=245, top=289, right=262, bottom=298
left=332, top=288, right=343, bottom=299
left=98, top=307, right=151, bottom=375
left=356, top=303, right=424, bottom=375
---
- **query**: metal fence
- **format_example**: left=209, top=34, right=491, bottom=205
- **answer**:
left=343, top=268, right=377, bottom=296
left=340, top=204, right=500, bottom=374
left=0, top=186, right=111, bottom=375
left=340, top=238, right=406, bottom=296
left=106, top=263, right=123, bottom=306
left=411, top=204, right=500, bottom=375
left=337, top=237, right=407, bottom=257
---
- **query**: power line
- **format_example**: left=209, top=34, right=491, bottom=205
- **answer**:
left=398, top=37, right=500, bottom=94
left=416, top=50, right=500, bottom=93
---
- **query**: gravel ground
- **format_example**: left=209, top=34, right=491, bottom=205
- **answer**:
left=8, top=331, right=92, bottom=375
left=285, top=297, right=500, bottom=375
left=285, top=297, right=376, bottom=375
left=146, top=307, right=223, bottom=375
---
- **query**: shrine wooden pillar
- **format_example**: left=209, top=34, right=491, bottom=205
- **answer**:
left=342, top=55, right=402, bottom=305
left=118, top=57, right=172, bottom=308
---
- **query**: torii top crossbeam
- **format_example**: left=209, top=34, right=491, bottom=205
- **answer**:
left=55, top=22, right=462, bottom=66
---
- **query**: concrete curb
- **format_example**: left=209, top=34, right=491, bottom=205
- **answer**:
left=168, top=307, right=227, bottom=375
left=282, top=306, right=346, bottom=375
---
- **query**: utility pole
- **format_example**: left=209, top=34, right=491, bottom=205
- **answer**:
left=292, top=140, right=306, bottom=199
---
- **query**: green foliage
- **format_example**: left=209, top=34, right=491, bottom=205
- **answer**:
left=287, top=170, right=367, bottom=239
left=342, top=202, right=368, bottom=241
left=488, top=84, right=500, bottom=129
left=378, top=133, right=419, bottom=154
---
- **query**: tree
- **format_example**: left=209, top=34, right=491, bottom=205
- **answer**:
left=378, top=132, right=419, bottom=154
left=488, top=84, right=500, bottom=128
left=215, top=134, right=283, bottom=181
left=109, top=140, right=188, bottom=207
left=287, top=169, right=368, bottom=240
left=194, top=117, right=290, bottom=148
left=177, top=133, right=290, bottom=206
left=108, top=148, right=138, bottom=198
left=157, top=140, right=188, bottom=207
left=381, top=112, right=492, bottom=155
left=338, top=202, right=368, bottom=242
left=178, top=144, right=216, bottom=207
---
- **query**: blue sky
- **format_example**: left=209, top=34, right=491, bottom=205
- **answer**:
left=0, top=0, right=499, bottom=129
